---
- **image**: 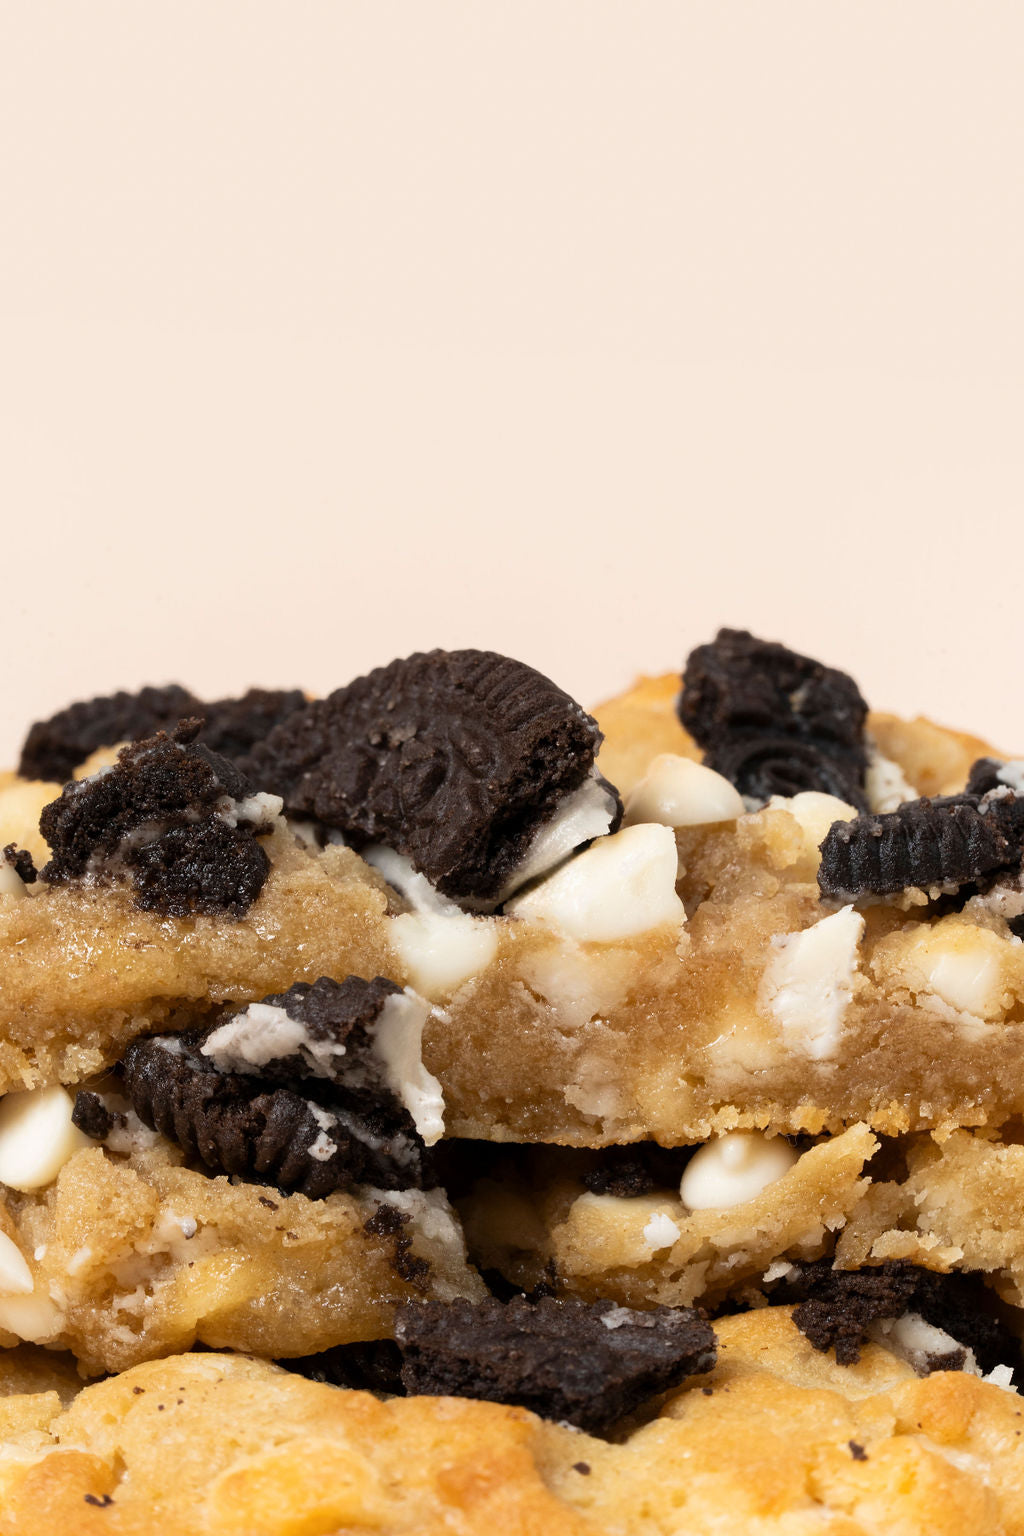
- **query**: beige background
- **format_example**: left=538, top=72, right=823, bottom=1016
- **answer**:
left=1, top=2, right=1022, bottom=767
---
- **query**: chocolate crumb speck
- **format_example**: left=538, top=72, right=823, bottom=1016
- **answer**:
left=84, top=1493, right=115, bottom=1508
left=365, top=1203, right=431, bottom=1292
left=394, top=1296, right=716, bottom=1434
left=848, top=1441, right=867, bottom=1461
left=258, top=1196, right=278, bottom=1211
left=573, top=1462, right=591, bottom=1475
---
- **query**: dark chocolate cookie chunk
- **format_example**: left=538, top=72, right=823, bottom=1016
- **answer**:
left=1, top=843, right=37, bottom=884
left=965, top=757, right=1024, bottom=797
left=121, top=1030, right=431, bottom=1198
left=18, top=684, right=199, bottom=782
left=781, top=1260, right=1021, bottom=1377
left=582, top=1143, right=694, bottom=1199
left=39, top=724, right=274, bottom=918
left=279, top=1339, right=405, bottom=1394
left=817, top=791, right=1024, bottom=902
left=679, top=630, right=870, bottom=808
left=18, top=685, right=305, bottom=784
left=242, top=649, right=616, bottom=905
left=394, top=1296, right=716, bottom=1433
left=71, top=1091, right=125, bottom=1142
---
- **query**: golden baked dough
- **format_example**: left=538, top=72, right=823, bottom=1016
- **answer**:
left=0, top=1310, right=1021, bottom=1534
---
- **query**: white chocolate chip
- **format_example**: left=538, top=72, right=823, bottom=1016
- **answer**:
left=0, top=1292, right=62, bottom=1343
left=372, top=990, right=446, bottom=1146
left=497, top=769, right=621, bottom=899
left=507, top=824, right=685, bottom=943
left=0, top=1086, right=92, bottom=1192
left=623, top=755, right=744, bottom=829
left=766, top=791, right=858, bottom=854
left=760, top=906, right=864, bottom=1060
left=865, top=750, right=917, bottom=814
left=642, top=1211, right=681, bottom=1251
left=895, top=922, right=1017, bottom=1022
left=680, top=1131, right=798, bottom=1211
left=0, top=1232, right=33, bottom=1296
left=389, top=910, right=499, bottom=999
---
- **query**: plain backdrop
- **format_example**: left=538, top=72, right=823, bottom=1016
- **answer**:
left=1, top=2, right=1022, bottom=765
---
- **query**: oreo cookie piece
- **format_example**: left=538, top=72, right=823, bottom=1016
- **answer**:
left=817, top=791, right=1024, bottom=902
left=581, top=1143, right=694, bottom=1199
left=279, top=1339, right=405, bottom=1394
left=241, top=649, right=621, bottom=906
left=18, top=684, right=305, bottom=783
left=394, top=1296, right=716, bottom=1433
left=109, top=974, right=439, bottom=1196
left=780, top=1260, right=1021, bottom=1377
left=679, top=629, right=870, bottom=808
left=39, top=723, right=278, bottom=919
left=1, top=843, right=37, bottom=884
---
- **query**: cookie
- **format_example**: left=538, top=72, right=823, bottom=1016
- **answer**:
left=0, top=1310, right=1021, bottom=1533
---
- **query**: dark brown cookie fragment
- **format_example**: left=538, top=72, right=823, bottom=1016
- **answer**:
left=581, top=1143, right=694, bottom=1199
left=279, top=1339, right=405, bottom=1394
left=1, top=843, right=37, bottom=883
left=679, top=629, right=870, bottom=808
left=780, top=1260, right=1021, bottom=1378
left=106, top=975, right=436, bottom=1197
left=70, top=1091, right=125, bottom=1142
left=394, top=1296, right=716, bottom=1433
left=39, top=724, right=273, bottom=918
left=817, top=792, right=1024, bottom=902
left=18, top=684, right=305, bottom=783
left=242, top=649, right=617, bottom=905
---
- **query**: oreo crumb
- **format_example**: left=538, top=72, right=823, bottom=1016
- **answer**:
left=119, top=976, right=434, bottom=1197
left=71, top=1091, right=125, bottom=1142
left=39, top=724, right=274, bottom=919
left=781, top=1261, right=1022, bottom=1376
left=1, top=843, right=36, bottom=884
left=573, top=1462, right=591, bottom=1475
left=18, top=685, right=304, bottom=783
left=582, top=1144, right=693, bottom=1199
left=394, top=1296, right=716, bottom=1433
left=848, top=1441, right=867, bottom=1461
left=817, top=792, right=1024, bottom=902
left=364, top=1203, right=431, bottom=1292
left=280, top=1339, right=404, bottom=1395
left=83, top=1493, right=114, bottom=1507
left=242, top=649, right=617, bottom=905
left=679, top=629, right=869, bottom=808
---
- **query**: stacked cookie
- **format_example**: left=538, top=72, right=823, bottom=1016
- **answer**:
left=1, top=635, right=1024, bottom=1532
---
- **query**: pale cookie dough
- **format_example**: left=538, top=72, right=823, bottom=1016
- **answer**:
left=0, top=1309, right=1021, bottom=1534
left=0, top=1137, right=484, bottom=1375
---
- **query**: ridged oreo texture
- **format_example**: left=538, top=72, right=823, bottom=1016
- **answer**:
left=110, top=976, right=439, bottom=1197
left=680, top=629, right=870, bottom=808
left=395, top=1296, right=716, bottom=1432
left=18, top=684, right=305, bottom=782
left=243, top=649, right=620, bottom=905
left=817, top=791, right=1024, bottom=902
left=39, top=722, right=279, bottom=918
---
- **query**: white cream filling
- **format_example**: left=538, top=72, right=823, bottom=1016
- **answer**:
left=865, top=748, right=917, bottom=814
left=869, top=1312, right=974, bottom=1375
left=680, top=1131, right=799, bottom=1211
left=201, top=1002, right=349, bottom=1079
left=372, top=991, right=446, bottom=1146
left=995, top=760, right=1024, bottom=795
left=760, top=906, right=864, bottom=1060
left=495, top=768, right=621, bottom=901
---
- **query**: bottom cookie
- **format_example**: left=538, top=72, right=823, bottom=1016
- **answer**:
left=0, top=1307, right=1021, bottom=1534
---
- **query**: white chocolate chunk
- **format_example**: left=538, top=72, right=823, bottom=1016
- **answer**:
left=900, top=923, right=1014, bottom=1021
left=364, top=846, right=455, bottom=916
left=389, top=910, right=499, bottom=999
left=760, top=906, right=864, bottom=1059
left=865, top=750, right=917, bottom=814
left=680, top=1131, right=798, bottom=1211
left=623, top=755, right=744, bottom=829
left=0, top=1292, right=62, bottom=1343
left=0, top=1086, right=92, bottom=1192
left=0, top=861, right=28, bottom=898
left=766, top=791, right=858, bottom=854
left=0, top=1232, right=33, bottom=1296
left=373, top=990, right=446, bottom=1146
left=869, top=1312, right=974, bottom=1376
left=507, top=824, right=684, bottom=943
left=642, top=1211, right=681, bottom=1251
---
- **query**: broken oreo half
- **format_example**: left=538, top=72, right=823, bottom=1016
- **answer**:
left=18, top=684, right=305, bottom=783
left=38, top=722, right=279, bottom=919
left=241, top=649, right=622, bottom=907
left=679, top=629, right=870, bottom=809
left=86, top=975, right=440, bottom=1197
left=778, top=1260, right=1021, bottom=1379
left=817, top=790, right=1024, bottom=902
left=394, top=1295, right=716, bottom=1433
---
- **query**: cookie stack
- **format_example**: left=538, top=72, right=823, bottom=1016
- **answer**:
left=1, top=634, right=1023, bottom=1532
